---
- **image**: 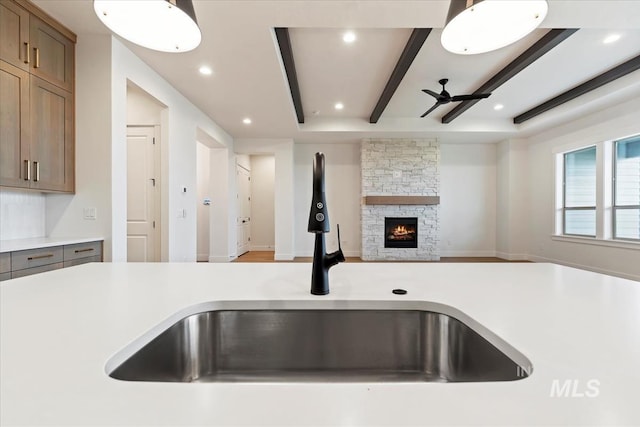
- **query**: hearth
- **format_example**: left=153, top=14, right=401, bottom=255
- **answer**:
left=384, top=217, right=418, bottom=249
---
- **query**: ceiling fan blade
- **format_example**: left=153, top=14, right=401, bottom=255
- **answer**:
left=450, top=93, right=491, bottom=102
left=421, top=89, right=441, bottom=99
left=420, top=103, right=440, bottom=118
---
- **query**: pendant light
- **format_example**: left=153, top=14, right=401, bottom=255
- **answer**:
left=94, top=0, right=202, bottom=53
left=441, top=0, right=548, bottom=55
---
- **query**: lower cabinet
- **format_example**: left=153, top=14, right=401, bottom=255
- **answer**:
left=0, top=240, right=102, bottom=281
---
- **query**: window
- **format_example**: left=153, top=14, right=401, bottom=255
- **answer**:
left=563, top=146, right=596, bottom=237
left=613, top=136, right=640, bottom=240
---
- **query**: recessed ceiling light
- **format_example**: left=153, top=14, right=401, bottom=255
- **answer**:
left=603, top=34, right=621, bottom=44
left=494, top=104, right=504, bottom=111
left=334, top=102, right=344, bottom=110
left=199, top=65, right=212, bottom=75
left=343, top=31, right=356, bottom=43
left=243, top=118, right=252, bottom=124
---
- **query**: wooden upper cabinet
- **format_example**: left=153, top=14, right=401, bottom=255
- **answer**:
left=0, top=0, right=75, bottom=193
left=0, top=60, right=30, bottom=188
left=29, top=14, right=74, bottom=92
left=0, top=0, right=30, bottom=71
left=29, top=75, right=74, bottom=192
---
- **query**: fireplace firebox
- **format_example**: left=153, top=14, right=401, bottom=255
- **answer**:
left=384, top=217, right=418, bottom=248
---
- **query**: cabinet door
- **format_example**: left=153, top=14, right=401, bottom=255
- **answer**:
left=30, top=75, right=73, bottom=192
left=0, top=60, right=30, bottom=188
left=29, top=14, right=73, bottom=92
left=0, top=0, right=30, bottom=71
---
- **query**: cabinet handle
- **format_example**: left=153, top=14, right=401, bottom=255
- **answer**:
left=74, top=248, right=94, bottom=253
left=24, top=160, right=30, bottom=181
left=24, top=42, right=30, bottom=64
left=33, top=161, right=40, bottom=182
left=27, top=254, right=54, bottom=261
left=34, top=47, right=40, bottom=68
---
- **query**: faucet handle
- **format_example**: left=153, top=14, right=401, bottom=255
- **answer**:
left=335, top=224, right=345, bottom=262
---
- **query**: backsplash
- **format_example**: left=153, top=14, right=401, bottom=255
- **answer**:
left=0, top=190, right=46, bottom=240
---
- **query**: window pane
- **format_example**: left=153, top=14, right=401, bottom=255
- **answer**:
left=565, top=147, right=596, bottom=207
left=564, top=209, right=596, bottom=236
left=614, top=209, right=640, bottom=240
left=615, top=137, right=640, bottom=206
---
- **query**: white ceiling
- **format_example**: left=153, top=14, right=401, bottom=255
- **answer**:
left=34, top=0, right=640, bottom=144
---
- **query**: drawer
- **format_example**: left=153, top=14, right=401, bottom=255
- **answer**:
left=11, top=246, right=63, bottom=271
left=0, top=272, right=11, bottom=282
left=64, top=241, right=102, bottom=262
left=11, top=262, right=63, bottom=279
left=0, top=252, right=10, bottom=274
left=63, top=255, right=102, bottom=268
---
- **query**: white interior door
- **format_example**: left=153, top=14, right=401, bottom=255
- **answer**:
left=236, top=165, right=251, bottom=255
left=127, top=126, right=159, bottom=262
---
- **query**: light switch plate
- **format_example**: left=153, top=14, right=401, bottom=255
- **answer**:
left=83, top=207, right=97, bottom=220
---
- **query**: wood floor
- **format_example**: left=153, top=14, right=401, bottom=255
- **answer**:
left=233, top=251, right=528, bottom=263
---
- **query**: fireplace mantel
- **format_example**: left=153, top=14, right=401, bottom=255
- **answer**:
left=362, top=196, right=440, bottom=205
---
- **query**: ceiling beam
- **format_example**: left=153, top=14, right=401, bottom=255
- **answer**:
left=275, top=27, right=304, bottom=124
left=441, top=28, right=578, bottom=124
left=369, top=28, right=432, bottom=124
left=514, top=54, right=640, bottom=124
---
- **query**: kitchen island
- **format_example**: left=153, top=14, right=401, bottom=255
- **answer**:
left=1, top=262, right=639, bottom=426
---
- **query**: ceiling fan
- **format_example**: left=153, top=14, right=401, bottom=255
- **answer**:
left=420, top=79, right=491, bottom=118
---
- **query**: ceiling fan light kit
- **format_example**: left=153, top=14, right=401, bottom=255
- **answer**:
left=441, top=0, right=548, bottom=55
left=93, top=0, right=202, bottom=53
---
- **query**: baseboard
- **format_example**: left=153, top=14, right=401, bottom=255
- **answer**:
left=528, top=255, right=640, bottom=282
left=274, top=253, right=294, bottom=261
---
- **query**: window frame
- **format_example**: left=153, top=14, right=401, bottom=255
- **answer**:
left=612, top=138, right=640, bottom=241
left=562, top=146, right=597, bottom=238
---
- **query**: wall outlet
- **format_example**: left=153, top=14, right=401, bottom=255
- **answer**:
left=83, top=207, right=97, bottom=220
left=393, top=170, right=402, bottom=178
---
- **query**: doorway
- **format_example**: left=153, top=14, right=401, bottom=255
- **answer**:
left=126, top=126, right=160, bottom=262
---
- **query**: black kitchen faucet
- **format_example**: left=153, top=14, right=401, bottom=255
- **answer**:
left=307, top=152, right=345, bottom=295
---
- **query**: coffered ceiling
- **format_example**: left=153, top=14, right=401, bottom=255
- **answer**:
left=34, top=1, right=640, bottom=144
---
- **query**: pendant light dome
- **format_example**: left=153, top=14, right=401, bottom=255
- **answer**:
left=441, top=0, right=548, bottom=55
left=94, top=0, right=202, bottom=53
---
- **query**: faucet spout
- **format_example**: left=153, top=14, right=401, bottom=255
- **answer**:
left=308, top=153, right=345, bottom=295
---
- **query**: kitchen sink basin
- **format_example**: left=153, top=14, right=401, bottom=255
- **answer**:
left=107, top=301, right=531, bottom=383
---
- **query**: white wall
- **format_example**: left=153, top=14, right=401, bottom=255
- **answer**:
left=127, top=83, right=164, bottom=125
left=294, top=143, right=361, bottom=257
left=440, top=143, right=497, bottom=257
left=46, top=35, right=113, bottom=259
left=250, top=155, right=275, bottom=250
left=525, top=97, right=640, bottom=281
left=0, top=190, right=45, bottom=240
left=46, top=35, right=234, bottom=262
left=496, top=139, right=529, bottom=260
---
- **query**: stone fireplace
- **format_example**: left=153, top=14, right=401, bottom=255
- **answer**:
left=361, top=139, right=440, bottom=261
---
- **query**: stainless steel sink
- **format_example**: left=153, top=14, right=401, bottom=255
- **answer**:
left=107, top=302, right=532, bottom=383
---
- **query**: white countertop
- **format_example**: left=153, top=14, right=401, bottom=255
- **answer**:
left=1, top=262, right=639, bottom=426
left=0, top=236, right=104, bottom=253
